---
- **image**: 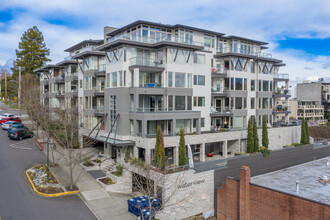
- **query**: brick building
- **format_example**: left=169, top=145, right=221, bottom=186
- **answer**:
left=217, top=162, right=330, bottom=220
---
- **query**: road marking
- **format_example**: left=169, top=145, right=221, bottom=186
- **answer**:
left=9, top=139, right=38, bottom=151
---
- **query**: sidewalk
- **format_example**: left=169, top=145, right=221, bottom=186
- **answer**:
left=20, top=114, right=135, bottom=220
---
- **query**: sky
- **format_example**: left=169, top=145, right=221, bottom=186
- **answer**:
left=0, top=0, right=329, bottom=83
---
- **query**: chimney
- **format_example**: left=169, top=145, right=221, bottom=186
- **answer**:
left=239, top=166, right=251, bottom=220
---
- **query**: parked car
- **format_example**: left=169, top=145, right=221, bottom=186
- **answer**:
left=8, top=124, right=26, bottom=132
left=8, top=126, right=33, bottom=140
left=0, top=117, right=21, bottom=124
left=0, top=113, right=16, bottom=120
left=1, top=121, right=21, bottom=130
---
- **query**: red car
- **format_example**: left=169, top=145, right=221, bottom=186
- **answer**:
left=0, top=117, right=21, bottom=125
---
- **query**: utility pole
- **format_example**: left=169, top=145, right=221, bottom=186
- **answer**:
left=18, top=66, right=21, bottom=115
left=5, top=69, right=7, bottom=103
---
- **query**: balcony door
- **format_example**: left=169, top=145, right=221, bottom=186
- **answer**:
left=215, top=99, right=222, bottom=112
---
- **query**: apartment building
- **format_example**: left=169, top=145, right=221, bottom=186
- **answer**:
left=289, top=81, right=326, bottom=124
left=36, top=20, right=295, bottom=165
left=321, top=81, right=330, bottom=121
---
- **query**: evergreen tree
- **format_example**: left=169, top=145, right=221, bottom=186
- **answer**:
left=262, top=116, right=269, bottom=149
left=253, top=117, right=259, bottom=152
left=12, top=26, right=51, bottom=78
left=304, top=119, right=309, bottom=144
left=178, top=128, right=187, bottom=166
left=247, top=117, right=254, bottom=153
left=300, top=118, right=306, bottom=144
left=154, top=125, right=165, bottom=169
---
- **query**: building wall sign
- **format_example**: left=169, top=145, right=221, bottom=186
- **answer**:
left=177, top=179, right=206, bottom=189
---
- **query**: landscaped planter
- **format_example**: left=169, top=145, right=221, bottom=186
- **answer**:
left=80, top=161, right=99, bottom=171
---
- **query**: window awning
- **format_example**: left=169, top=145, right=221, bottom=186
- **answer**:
left=94, top=135, right=135, bottom=146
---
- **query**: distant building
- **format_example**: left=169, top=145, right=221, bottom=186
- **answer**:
left=289, top=81, right=326, bottom=124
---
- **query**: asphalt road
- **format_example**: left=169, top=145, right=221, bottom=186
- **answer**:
left=0, top=106, right=96, bottom=220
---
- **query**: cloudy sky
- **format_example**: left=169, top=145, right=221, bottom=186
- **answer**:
left=0, top=0, right=329, bottom=83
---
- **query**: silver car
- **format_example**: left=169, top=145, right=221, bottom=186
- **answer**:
left=1, top=121, right=21, bottom=130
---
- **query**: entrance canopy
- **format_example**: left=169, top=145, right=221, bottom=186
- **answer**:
left=94, top=135, right=135, bottom=147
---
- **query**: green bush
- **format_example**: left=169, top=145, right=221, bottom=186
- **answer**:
left=114, top=164, right=123, bottom=177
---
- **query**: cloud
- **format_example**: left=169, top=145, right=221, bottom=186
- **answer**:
left=0, top=0, right=330, bottom=84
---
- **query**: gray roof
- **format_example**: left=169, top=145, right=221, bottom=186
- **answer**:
left=64, top=39, right=104, bottom=52
left=56, top=60, right=78, bottom=66
left=251, top=158, right=330, bottom=206
left=33, top=64, right=59, bottom=73
left=72, top=51, right=105, bottom=59
left=107, top=20, right=225, bottom=37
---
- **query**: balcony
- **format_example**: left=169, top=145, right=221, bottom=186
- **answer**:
left=136, top=107, right=174, bottom=113
left=55, top=75, right=65, bottom=83
left=274, top=73, right=289, bottom=81
left=216, top=47, right=272, bottom=59
left=129, top=57, right=165, bottom=73
left=211, top=67, right=228, bottom=78
left=210, top=106, right=233, bottom=117
left=94, top=64, right=106, bottom=77
left=94, top=108, right=105, bottom=117
left=273, top=106, right=291, bottom=114
left=55, top=90, right=64, bottom=98
left=298, top=105, right=324, bottom=109
left=106, top=34, right=204, bottom=49
left=211, top=88, right=228, bottom=97
left=94, top=86, right=104, bottom=97
left=273, top=89, right=291, bottom=98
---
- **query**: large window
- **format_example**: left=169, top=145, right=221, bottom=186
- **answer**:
left=175, top=72, right=185, bottom=88
left=193, top=75, right=205, bottom=85
left=109, top=96, right=117, bottom=132
left=262, top=98, right=268, bottom=109
left=263, top=80, right=269, bottom=92
left=168, top=95, right=173, bottom=110
left=193, top=97, right=205, bottom=107
left=235, top=97, right=242, bottom=109
left=175, top=96, right=185, bottom=110
left=235, top=78, right=243, bottom=90
left=244, top=78, right=247, bottom=91
left=251, top=80, right=255, bottom=91
left=168, top=72, right=173, bottom=87
left=193, top=53, right=205, bottom=64
left=230, top=77, right=234, bottom=90
left=258, top=80, right=262, bottom=91
left=111, top=72, right=117, bottom=87
left=187, top=73, right=192, bottom=88
left=251, top=98, right=255, bottom=109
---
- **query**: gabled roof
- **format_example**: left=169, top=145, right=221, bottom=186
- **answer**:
left=64, top=39, right=104, bottom=52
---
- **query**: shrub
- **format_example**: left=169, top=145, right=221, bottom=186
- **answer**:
left=103, top=177, right=114, bottom=185
left=93, top=158, right=101, bottom=163
left=178, top=128, right=187, bottom=166
left=114, top=164, right=123, bottom=177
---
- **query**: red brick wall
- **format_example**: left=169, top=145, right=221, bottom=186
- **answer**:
left=217, top=171, right=330, bottom=220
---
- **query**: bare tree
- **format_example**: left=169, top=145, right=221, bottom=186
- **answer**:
left=21, top=73, right=96, bottom=189
left=128, top=159, right=191, bottom=219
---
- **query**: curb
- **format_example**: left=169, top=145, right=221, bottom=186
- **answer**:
left=25, top=168, right=79, bottom=197
left=33, top=137, right=44, bottom=150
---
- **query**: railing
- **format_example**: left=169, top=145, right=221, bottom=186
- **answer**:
left=273, top=106, right=290, bottom=112
left=94, top=108, right=104, bottom=113
left=273, top=89, right=291, bottom=96
left=217, top=47, right=272, bottom=58
left=56, top=75, right=64, bottom=80
left=136, top=107, right=174, bottom=113
left=211, top=87, right=228, bottom=93
left=210, top=106, right=232, bottom=114
left=107, top=34, right=204, bottom=47
left=274, top=73, right=289, bottom=79
left=64, top=55, right=72, bottom=60
left=145, top=133, right=175, bottom=138
left=56, top=90, right=64, bottom=96
left=139, top=82, right=162, bottom=88
left=96, top=64, right=106, bottom=72
left=298, top=105, right=324, bottom=109
left=211, top=67, right=228, bottom=74
left=129, top=57, right=164, bottom=68
left=94, top=85, right=105, bottom=93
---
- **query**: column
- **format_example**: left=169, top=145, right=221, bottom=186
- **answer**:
left=142, top=120, right=147, bottom=138
left=196, top=118, right=201, bottom=134
left=133, top=68, right=139, bottom=87
left=200, top=143, right=205, bottom=162
left=134, top=94, right=139, bottom=112
left=239, top=166, right=251, bottom=220
left=173, top=119, right=176, bottom=136
left=223, top=140, right=228, bottom=158
left=175, top=146, right=179, bottom=166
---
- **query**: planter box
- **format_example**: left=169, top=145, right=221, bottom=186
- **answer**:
left=80, top=162, right=99, bottom=171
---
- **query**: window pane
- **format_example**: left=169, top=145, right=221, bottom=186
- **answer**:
left=198, top=97, right=205, bottom=107
left=175, top=72, right=185, bottom=87
left=193, top=75, right=197, bottom=85
left=235, top=78, right=242, bottom=90
left=198, top=75, right=205, bottom=85
left=235, top=97, right=242, bottom=109
left=175, top=96, right=185, bottom=110
left=263, top=80, right=269, bottom=91
left=111, top=72, right=117, bottom=87
left=168, top=72, right=173, bottom=87
left=251, top=80, right=255, bottom=91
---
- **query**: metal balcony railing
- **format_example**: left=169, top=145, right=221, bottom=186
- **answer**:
left=274, top=73, right=289, bottom=79
left=136, top=107, right=174, bottom=113
left=211, top=87, right=228, bottom=93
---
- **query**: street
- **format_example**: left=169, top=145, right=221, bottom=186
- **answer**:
left=0, top=107, right=96, bottom=220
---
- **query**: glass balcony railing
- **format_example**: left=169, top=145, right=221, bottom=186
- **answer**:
left=210, top=106, right=232, bottom=114
left=217, top=47, right=272, bottom=58
left=273, top=106, right=290, bottom=112
left=274, top=73, right=289, bottom=79
left=273, top=89, right=291, bottom=96
left=211, top=87, right=228, bottom=93
left=211, top=67, right=228, bottom=74
left=136, top=107, right=174, bottom=113
left=107, top=34, right=204, bottom=47
left=129, top=57, right=164, bottom=68
left=55, top=75, right=64, bottom=80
